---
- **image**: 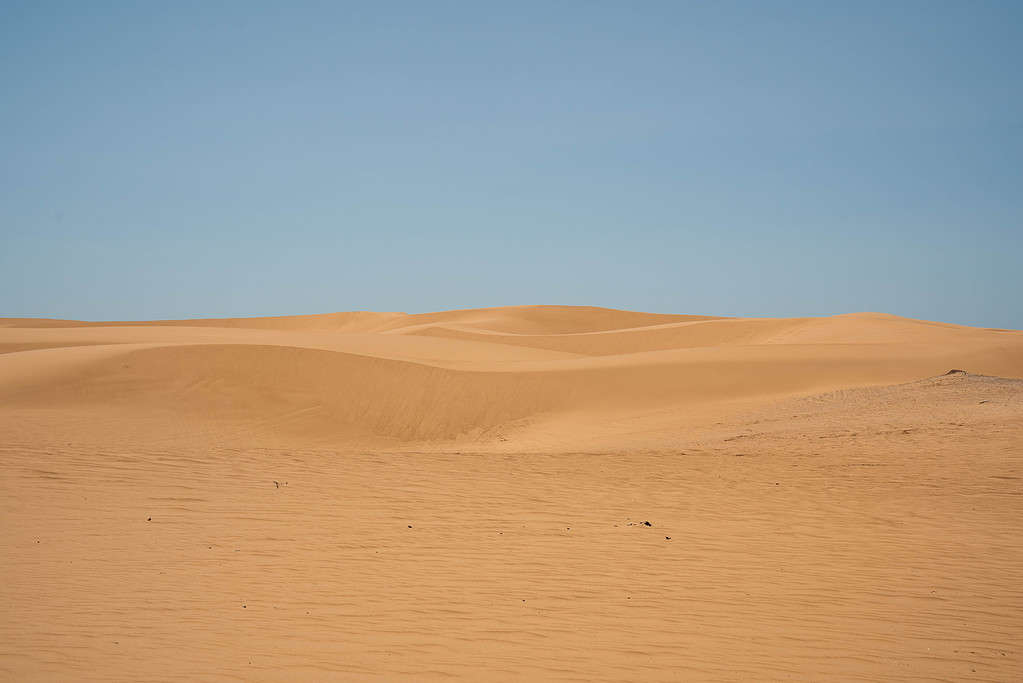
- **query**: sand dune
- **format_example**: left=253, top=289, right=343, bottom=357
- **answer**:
left=2, top=306, right=1022, bottom=680
left=1, top=307, right=1020, bottom=447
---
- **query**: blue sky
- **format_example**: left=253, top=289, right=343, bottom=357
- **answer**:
left=2, top=1, right=1021, bottom=327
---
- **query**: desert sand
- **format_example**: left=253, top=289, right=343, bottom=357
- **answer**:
left=2, top=305, right=1022, bottom=681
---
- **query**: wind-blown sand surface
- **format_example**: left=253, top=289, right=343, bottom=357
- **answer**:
left=1, top=306, right=1022, bottom=681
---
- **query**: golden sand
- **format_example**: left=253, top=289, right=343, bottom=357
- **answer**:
left=2, top=306, right=1021, bottom=680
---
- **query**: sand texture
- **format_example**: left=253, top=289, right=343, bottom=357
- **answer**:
left=2, top=306, right=1022, bottom=681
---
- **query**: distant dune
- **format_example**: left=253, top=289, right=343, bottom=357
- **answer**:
left=2, top=306, right=1022, bottom=680
left=1, top=306, right=1020, bottom=449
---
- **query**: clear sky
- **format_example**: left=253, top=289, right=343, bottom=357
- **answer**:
left=2, top=1, right=1021, bottom=327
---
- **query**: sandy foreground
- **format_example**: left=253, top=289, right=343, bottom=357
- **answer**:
left=1, top=305, right=1022, bottom=681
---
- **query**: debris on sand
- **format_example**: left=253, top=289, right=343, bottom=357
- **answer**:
left=944, top=369, right=967, bottom=375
